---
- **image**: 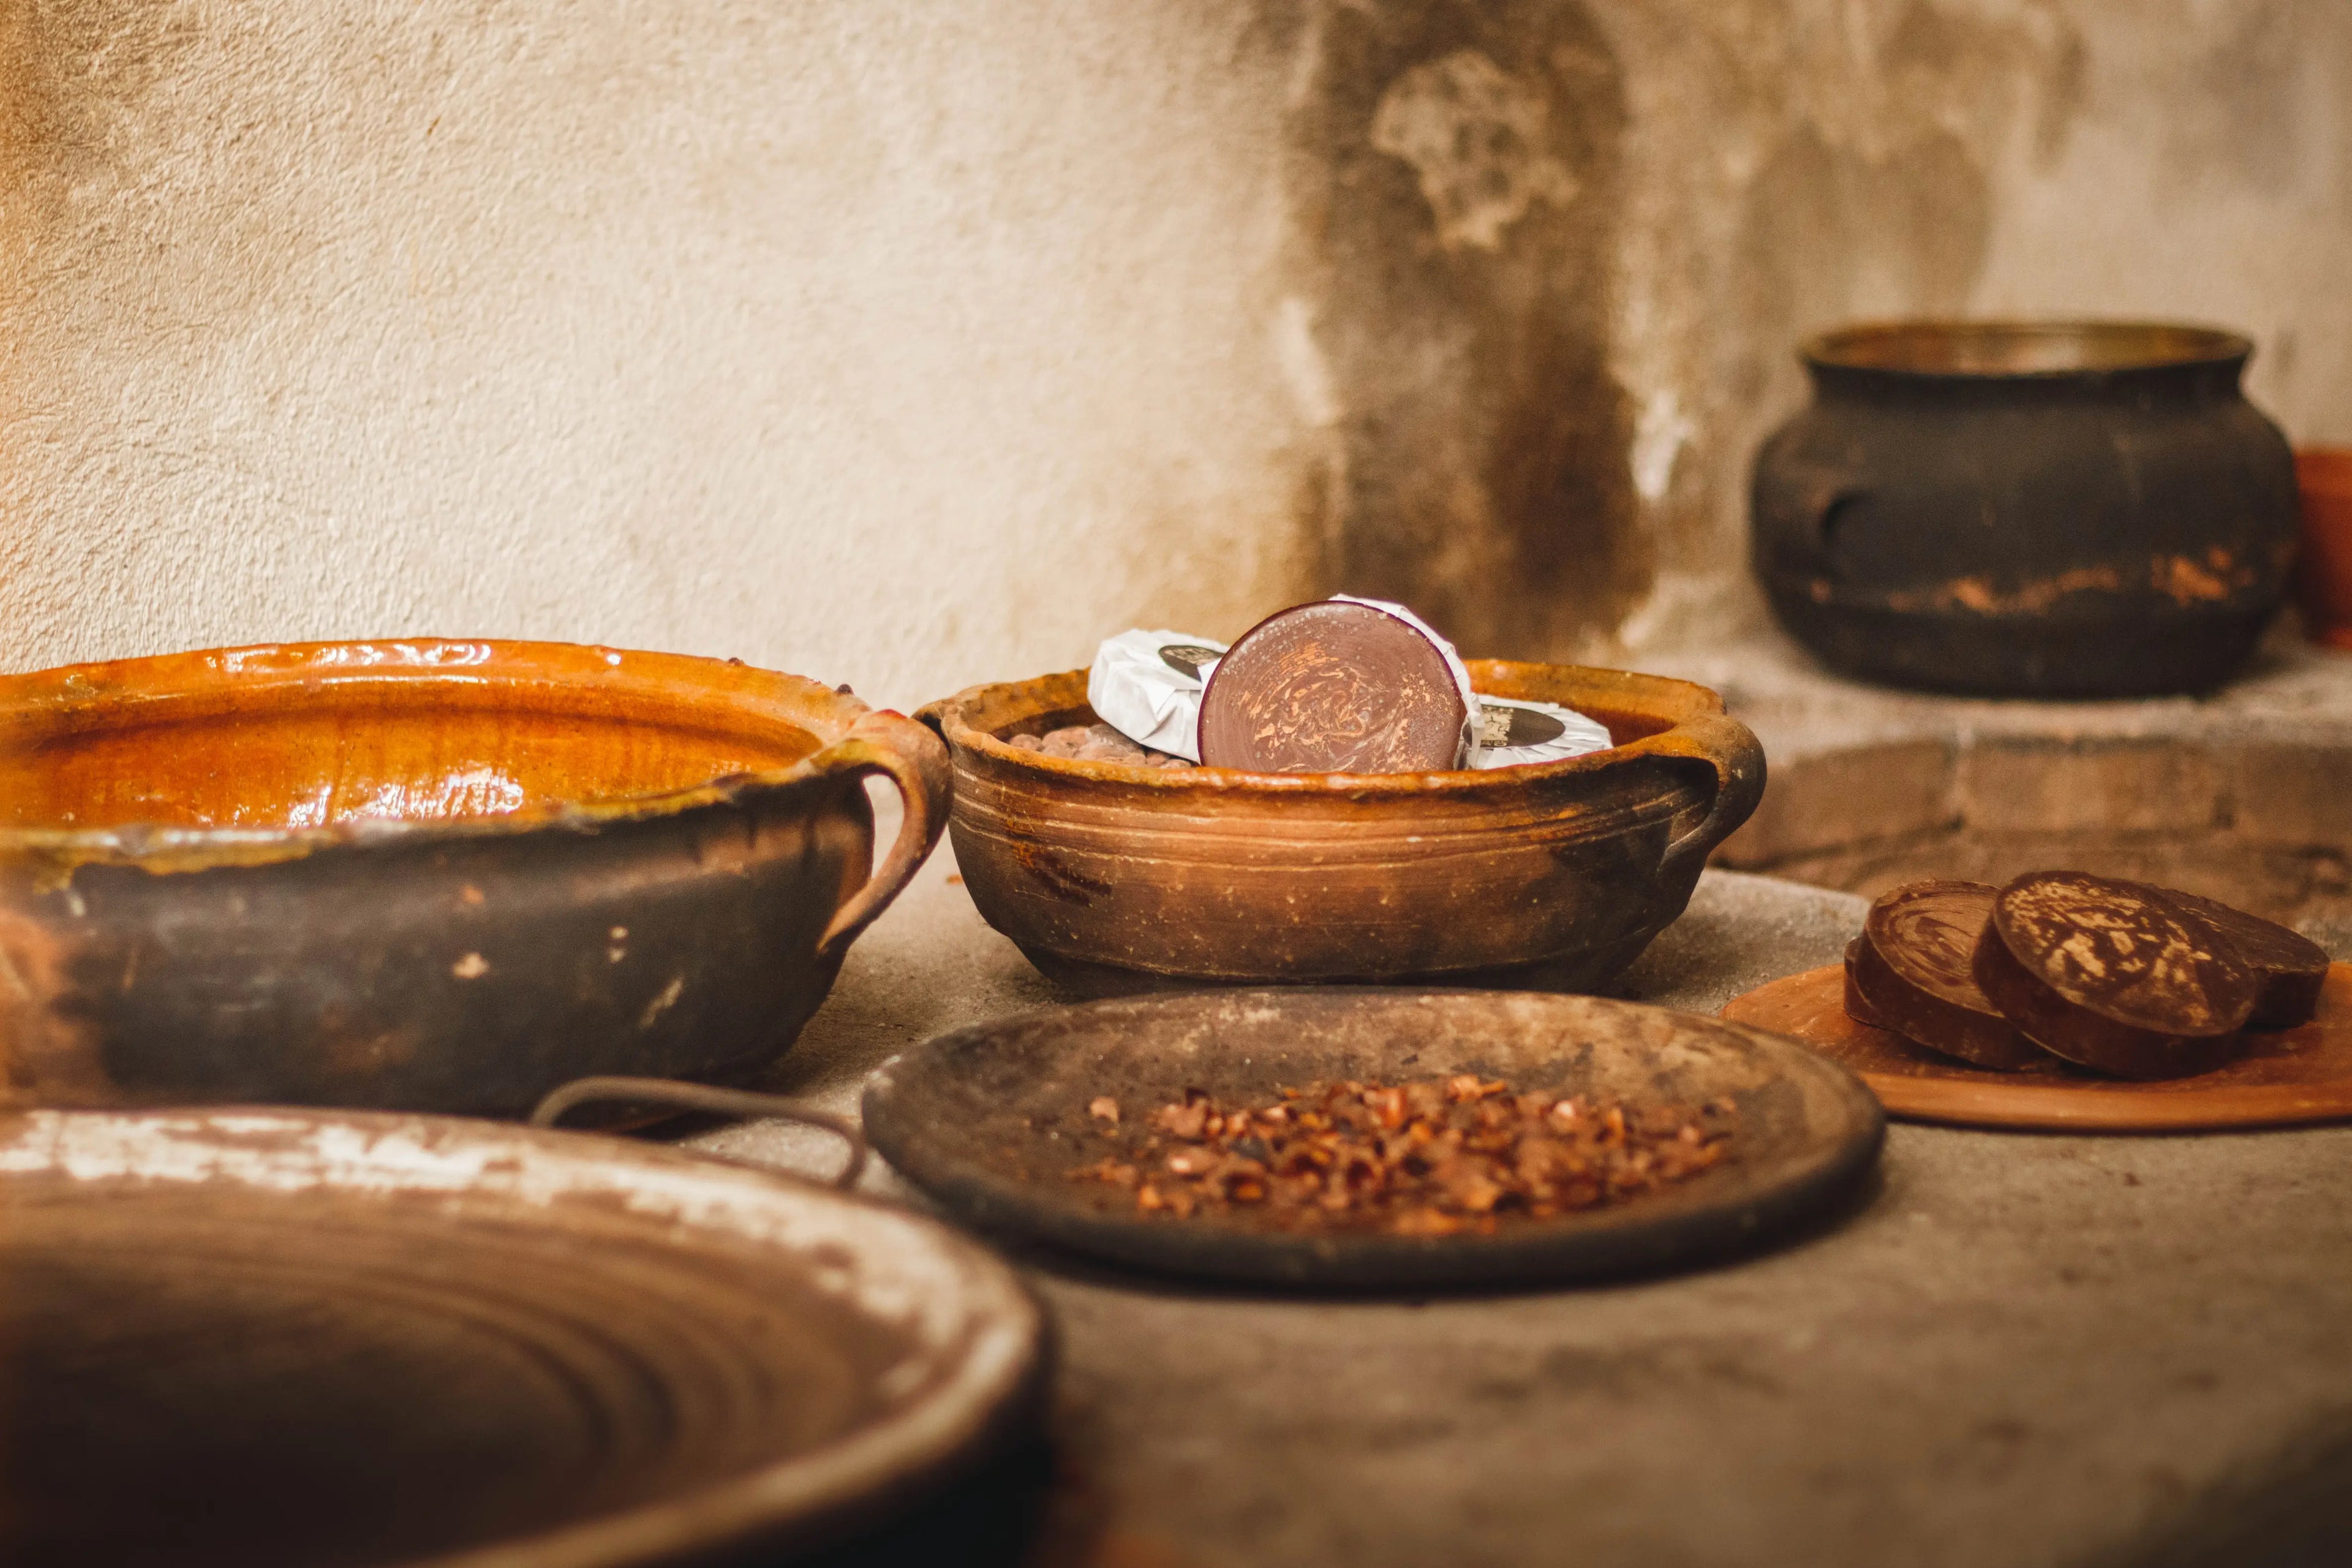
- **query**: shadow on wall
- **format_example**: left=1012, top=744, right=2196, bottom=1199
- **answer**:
left=1280, top=0, right=1648, bottom=661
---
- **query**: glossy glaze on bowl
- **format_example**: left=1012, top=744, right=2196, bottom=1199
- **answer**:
left=919, top=661, right=1763, bottom=992
left=0, top=640, right=949, bottom=1112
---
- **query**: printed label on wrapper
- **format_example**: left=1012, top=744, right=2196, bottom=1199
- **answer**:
left=1471, top=695, right=1615, bottom=769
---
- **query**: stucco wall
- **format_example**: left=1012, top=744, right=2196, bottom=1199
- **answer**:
left=4, top=0, right=2349, bottom=709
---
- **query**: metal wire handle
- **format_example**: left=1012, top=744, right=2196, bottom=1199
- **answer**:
left=529, top=1075, right=869, bottom=1191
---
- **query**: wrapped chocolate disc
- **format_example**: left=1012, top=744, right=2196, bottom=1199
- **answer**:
left=1086, top=629, right=1226, bottom=763
left=1197, top=596, right=1478, bottom=774
left=1471, top=696, right=1615, bottom=769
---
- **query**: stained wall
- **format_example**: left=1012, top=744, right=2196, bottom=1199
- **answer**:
left=3, top=0, right=2348, bottom=706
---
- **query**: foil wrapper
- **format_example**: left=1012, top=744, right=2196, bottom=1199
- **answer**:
left=1086, top=629, right=1226, bottom=762
left=1471, top=695, right=1615, bottom=769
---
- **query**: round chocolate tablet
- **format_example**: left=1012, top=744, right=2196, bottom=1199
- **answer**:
left=2132, top=884, right=2330, bottom=1031
left=1853, top=880, right=2051, bottom=1071
left=1841, top=937, right=1898, bottom=1033
left=1972, top=871, right=2258, bottom=1080
left=1197, top=600, right=1471, bottom=774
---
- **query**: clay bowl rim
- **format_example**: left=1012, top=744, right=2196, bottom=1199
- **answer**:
left=1803, top=318, right=2254, bottom=381
left=0, top=1104, right=1047, bottom=1568
left=0, top=637, right=895, bottom=870
left=919, top=657, right=1736, bottom=799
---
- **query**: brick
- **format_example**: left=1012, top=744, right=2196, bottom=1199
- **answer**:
left=2225, top=744, right=2352, bottom=847
left=1953, top=738, right=2221, bottom=835
left=1716, top=739, right=1954, bottom=866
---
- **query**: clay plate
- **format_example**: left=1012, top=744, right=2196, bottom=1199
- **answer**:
left=861, top=989, right=1883, bottom=1289
left=0, top=1107, right=1042, bottom=1568
left=1720, top=963, right=2352, bottom=1131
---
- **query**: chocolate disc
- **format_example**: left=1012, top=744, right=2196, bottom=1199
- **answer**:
left=1973, top=871, right=2256, bottom=1080
left=1196, top=601, right=1469, bottom=773
left=1852, top=880, right=2051, bottom=1071
left=2133, top=885, right=2329, bottom=1031
left=1841, top=938, right=1898, bottom=1032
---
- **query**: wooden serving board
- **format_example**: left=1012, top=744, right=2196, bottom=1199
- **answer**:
left=1721, top=962, right=2352, bottom=1132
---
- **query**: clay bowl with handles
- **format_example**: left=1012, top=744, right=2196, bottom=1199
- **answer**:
left=918, top=660, right=1763, bottom=993
left=0, top=639, right=948, bottom=1114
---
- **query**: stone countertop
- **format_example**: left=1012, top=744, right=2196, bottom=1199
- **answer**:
left=1646, top=620, right=2352, bottom=760
left=1643, top=626, right=2352, bottom=925
left=690, top=856, right=2352, bottom=1568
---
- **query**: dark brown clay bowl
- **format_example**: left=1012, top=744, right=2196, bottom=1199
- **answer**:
left=0, top=1105, right=1042, bottom=1567
left=917, top=660, right=1763, bottom=992
left=0, top=640, right=949, bottom=1114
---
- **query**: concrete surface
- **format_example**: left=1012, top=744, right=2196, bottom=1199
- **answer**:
left=10, top=1, right=2352, bottom=693
left=692, top=855, right=2352, bottom=1568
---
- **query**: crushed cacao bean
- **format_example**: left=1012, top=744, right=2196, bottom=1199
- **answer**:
left=1069, top=1076, right=1738, bottom=1235
left=1008, top=722, right=1195, bottom=769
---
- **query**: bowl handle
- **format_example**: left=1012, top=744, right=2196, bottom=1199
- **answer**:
left=807, top=709, right=953, bottom=959
left=531, top=1076, right=867, bottom=1189
left=1643, top=711, right=1767, bottom=883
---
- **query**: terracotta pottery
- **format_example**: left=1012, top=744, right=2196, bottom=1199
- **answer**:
left=0, top=640, right=949, bottom=1114
left=1753, top=321, right=2299, bottom=696
left=918, top=661, right=1763, bottom=992
left=2297, top=447, right=2352, bottom=649
left=0, top=1105, right=1042, bottom=1568
left=864, top=987, right=1882, bottom=1287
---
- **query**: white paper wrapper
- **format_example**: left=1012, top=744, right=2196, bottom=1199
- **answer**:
left=1086, top=629, right=1226, bottom=762
left=1328, top=594, right=1483, bottom=766
left=1471, top=695, right=1615, bottom=769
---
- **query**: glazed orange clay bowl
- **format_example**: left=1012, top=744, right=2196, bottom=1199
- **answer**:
left=919, top=661, right=1764, bottom=993
left=0, top=640, right=948, bottom=1114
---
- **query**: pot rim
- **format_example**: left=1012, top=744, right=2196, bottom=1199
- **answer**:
left=0, top=638, right=886, bottom=870
left=920, top=658, right=1736, bottom=798
left=1802, top=318, right=2253, bottom=380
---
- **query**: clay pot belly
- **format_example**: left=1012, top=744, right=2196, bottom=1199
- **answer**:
left=1752, top=322, right=2299, bottom=698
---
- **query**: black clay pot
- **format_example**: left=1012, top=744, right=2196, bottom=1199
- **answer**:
left=1752, top=322, right=2298, bottom=698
